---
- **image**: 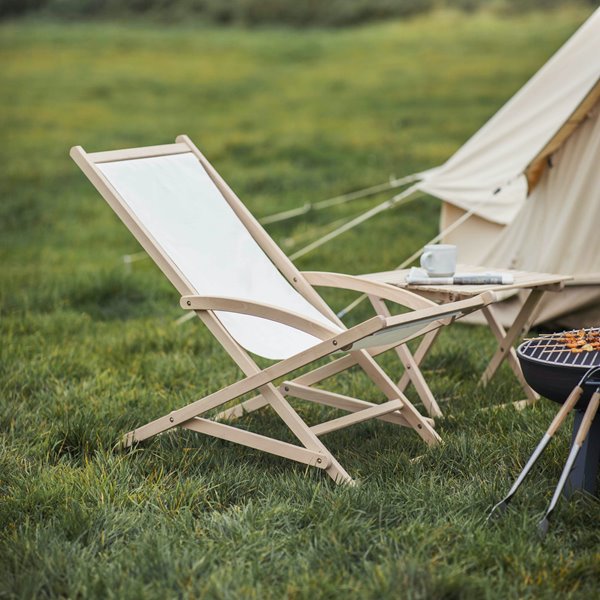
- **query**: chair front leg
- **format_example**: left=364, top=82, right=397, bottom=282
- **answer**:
left=368, top=295, right=442, bottom=418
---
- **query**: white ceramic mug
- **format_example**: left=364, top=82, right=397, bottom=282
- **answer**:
left=420, top=244, right=457, bottom=277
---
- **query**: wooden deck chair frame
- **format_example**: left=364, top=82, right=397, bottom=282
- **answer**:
left=70, top=135, right=496, bottom=485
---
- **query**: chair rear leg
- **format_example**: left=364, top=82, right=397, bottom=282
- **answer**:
left=259, top=383, right=354, bottom=485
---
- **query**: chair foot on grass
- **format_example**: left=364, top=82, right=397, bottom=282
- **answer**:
left=121, top=431, right=136, bottom=450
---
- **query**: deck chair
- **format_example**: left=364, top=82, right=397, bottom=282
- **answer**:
left=70, top=135, right=496, bottom=484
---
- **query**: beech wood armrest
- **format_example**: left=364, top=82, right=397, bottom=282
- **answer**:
left=301, top=271, right=437, bottom=310
left=181, top=294, right=403, bottom=353
left=180, top=295, right=342, bottom=340
left=180, top=291, right=496, bottom=356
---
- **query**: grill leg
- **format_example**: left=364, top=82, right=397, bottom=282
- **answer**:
left=564, top=410, right=600, bottom=498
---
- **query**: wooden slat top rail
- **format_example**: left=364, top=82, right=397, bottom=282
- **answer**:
left=87, top=143, right=190, bottom=164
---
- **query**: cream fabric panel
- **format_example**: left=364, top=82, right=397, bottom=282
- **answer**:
left=439, top=203, right=504, bottom=265
left=98, top=153, right=341, bottom=360
left=418, top=8, right=600, bottom=224
left=481, top=108, right=600, bottom=281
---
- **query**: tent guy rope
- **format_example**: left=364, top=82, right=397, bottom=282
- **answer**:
left=259, top=173, right=420, bottom=225
left=289, top=183, right=422, bottom=261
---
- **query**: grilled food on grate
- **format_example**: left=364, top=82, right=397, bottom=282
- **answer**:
left=523, top=327, right=600, bottom=361
left=556, top=329, right=600, bottom=352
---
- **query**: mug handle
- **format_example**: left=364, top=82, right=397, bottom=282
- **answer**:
left=420, top=251, right=434, bottom=271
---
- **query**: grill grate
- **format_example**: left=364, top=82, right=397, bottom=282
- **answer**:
left=519, top=327, right=600, bottom=368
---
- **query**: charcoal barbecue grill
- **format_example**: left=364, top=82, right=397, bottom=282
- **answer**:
left=517, top=327, right=600, bottom=407
left=488, top=328, right=600, bottom=535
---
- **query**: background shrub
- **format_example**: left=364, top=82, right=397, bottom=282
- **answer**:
left=1, top=0, right=597, bottom=26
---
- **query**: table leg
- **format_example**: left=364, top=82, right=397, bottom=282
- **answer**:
left=564, top=409, right=600, bottom=498
left=480, top=289, right=543, bottom=403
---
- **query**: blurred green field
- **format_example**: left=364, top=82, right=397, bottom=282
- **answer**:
left=2, top=0, right=596, bottom=25
left=1, top=8, right=599, bottom=599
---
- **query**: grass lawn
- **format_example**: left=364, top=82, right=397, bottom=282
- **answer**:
left=1, top=8, right=599, bottom=598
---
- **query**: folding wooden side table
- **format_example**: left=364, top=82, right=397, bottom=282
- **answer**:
left=361, top=265, right=572, bottom=413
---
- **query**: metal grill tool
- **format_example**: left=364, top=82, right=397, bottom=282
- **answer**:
left=538, top=377, right=600, bottom=536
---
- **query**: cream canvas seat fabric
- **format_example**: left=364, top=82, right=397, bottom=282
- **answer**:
left=71, top=135, right=495, bottom=484
left=98, top=153, right=341, bottom=360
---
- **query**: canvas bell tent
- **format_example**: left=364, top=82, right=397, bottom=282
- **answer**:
left=418, top=7, right=600, bottom=327
left=264, top=8, right=599, bottom=327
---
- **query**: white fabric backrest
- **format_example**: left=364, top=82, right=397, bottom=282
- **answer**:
left=98, top=153, right=340, bottom=360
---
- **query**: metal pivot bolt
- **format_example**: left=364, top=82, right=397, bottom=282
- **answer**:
left=186, top=300, right=191, bottom=306
left=314, top=456, right=330, bottom=468
left=169, top=416, right=175, bottom=423
left=333, top=340, right=338, bottom=346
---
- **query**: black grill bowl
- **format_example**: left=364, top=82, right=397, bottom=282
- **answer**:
left=517, top=340, right=598, bottom=409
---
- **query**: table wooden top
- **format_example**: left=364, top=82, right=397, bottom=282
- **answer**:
left=361, top=264, right=572, bottom=302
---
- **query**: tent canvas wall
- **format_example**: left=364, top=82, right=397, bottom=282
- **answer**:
left=417, top=8, right=600, bottom=327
